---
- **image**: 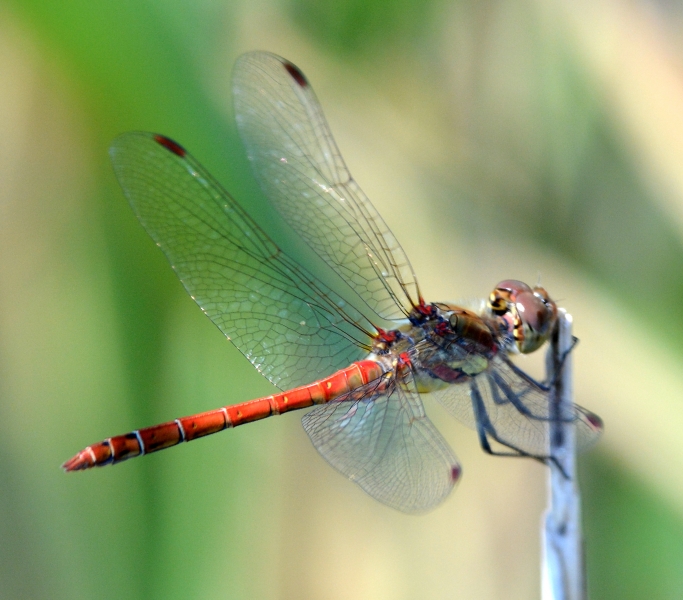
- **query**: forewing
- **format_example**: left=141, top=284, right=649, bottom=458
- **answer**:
left=232, top=51, right=420, bottom=322
left=302, top=373, right=460, bottom=513
left=110, top=131, right=374, bottom=390
left=432, top=355, right=602, bottom=457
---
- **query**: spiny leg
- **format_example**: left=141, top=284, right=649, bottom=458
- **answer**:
left=470, top=380, right=570, bottom=478
left=488, top=371, right=575, bottom=424
left=499, top=336, right=578, bottom=392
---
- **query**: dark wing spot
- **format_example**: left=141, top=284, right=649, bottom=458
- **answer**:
left=451, top=464, right=462, bottom=482
left=585, top=411, right=604, bottom=431
left=154, top=134, right=186, bottom=157
left=283, top=61, right=308, bottom=88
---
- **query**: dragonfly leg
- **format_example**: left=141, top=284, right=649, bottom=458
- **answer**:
left=559, top=335, right=580, bottom=368
left=470, top=380, right=570, bottom=478
left=488, top=372, right=575, bottom=424
left=500, top=354, right=550, bottom=392
left=501, top=336, right=579, bottom=391
left=546, top=334, right=579, bottom=389
left=475, top=415, right=569, bottom=477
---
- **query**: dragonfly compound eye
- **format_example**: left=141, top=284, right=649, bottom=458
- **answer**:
left=488, top=280, right=557, bottom=353
left=514, top=288, right=558, bottom=353
left=488, top=280, right=530, bottom=315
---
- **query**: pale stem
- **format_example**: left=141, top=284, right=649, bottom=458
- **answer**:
left=541, top=310, right=586, bottom=600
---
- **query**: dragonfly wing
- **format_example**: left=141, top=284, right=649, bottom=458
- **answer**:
left=302, top=372, right=460, bottom=513
left=232, top=51, right=420, bottom=322
left=110, top=131, right=374, bottom=390
left=432, top=356, right=603, bottom=457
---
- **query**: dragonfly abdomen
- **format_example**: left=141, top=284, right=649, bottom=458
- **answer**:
left=62, top=360, right=386, bottom=471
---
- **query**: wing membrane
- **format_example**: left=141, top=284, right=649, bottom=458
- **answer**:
left=110, top=131, right=375, bottom=390
left=232, top=51, right=421, bottom=322
left=302, top=372, right=460, bottom=513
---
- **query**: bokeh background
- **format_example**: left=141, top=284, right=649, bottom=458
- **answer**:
left=1, top=0, right=683, bottom=598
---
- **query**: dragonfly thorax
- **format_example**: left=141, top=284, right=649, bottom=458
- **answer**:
left=375, top=303, right=498, bottom=356
left=367, top=302, right=499, bottom=393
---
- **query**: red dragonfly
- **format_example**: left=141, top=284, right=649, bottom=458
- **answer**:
left=63, top=52, right=602, bottom=513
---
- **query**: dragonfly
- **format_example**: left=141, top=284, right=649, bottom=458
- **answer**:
left=63, top=51, right=602, bottom=513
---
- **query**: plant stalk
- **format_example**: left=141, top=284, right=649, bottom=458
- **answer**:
left=541, top=310, right=586, bottom=600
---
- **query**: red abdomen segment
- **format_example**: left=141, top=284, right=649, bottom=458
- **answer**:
left=62, top=360, right=385, bottom=471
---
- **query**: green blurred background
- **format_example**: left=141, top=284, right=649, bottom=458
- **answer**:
left=1, top=0, right=683, bottom=598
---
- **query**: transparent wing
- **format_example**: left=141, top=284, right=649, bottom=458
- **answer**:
left=110, top=131, right=376, bottom=390
left=302, top=372, right=460, bottom=513
left=432, top=355, right=603, bottom=457
left=232, top=51, right=421, bottom=322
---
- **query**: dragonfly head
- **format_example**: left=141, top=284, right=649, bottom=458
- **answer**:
left=488, top=280, right=557, bottom=353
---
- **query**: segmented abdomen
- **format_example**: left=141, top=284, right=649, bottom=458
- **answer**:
left=62, top=360, right=386, bottom=471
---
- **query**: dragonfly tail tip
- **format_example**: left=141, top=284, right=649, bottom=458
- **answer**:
left=61, top=450, right=94, bottom=472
